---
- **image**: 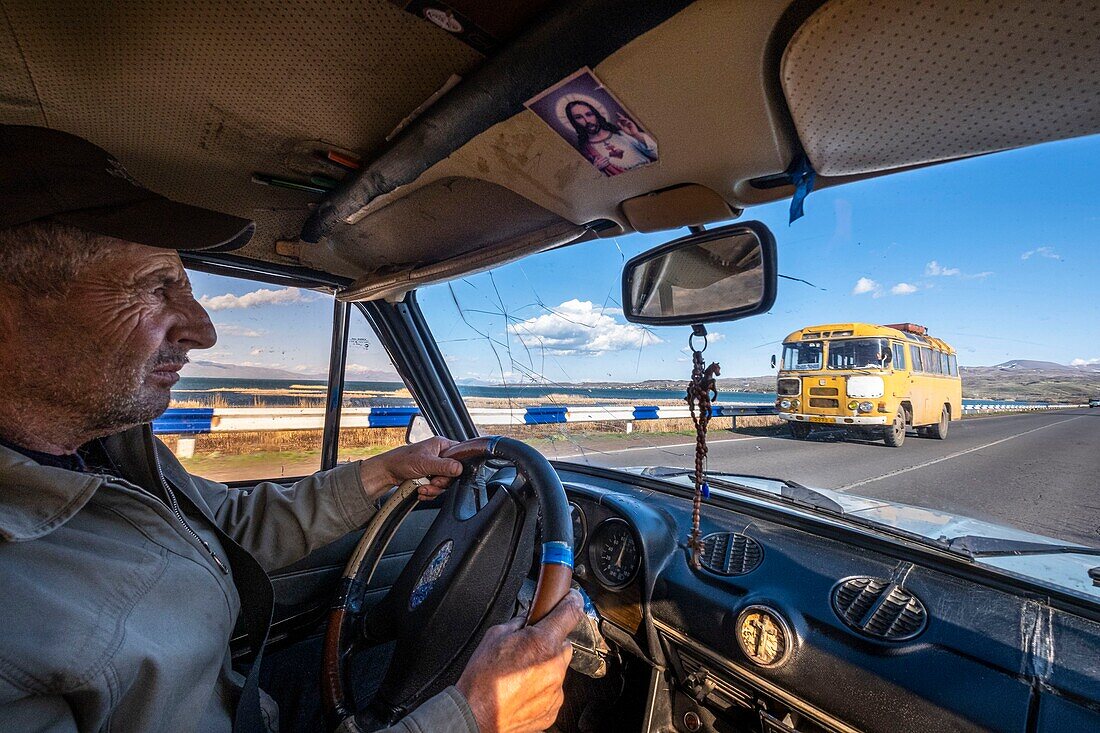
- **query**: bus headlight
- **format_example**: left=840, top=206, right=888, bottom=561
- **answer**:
left=791, top=398, right=800, bottom=409
left=858, top=401, right=874, bottom=413
left=780, top=399, right=792, bottom=410
left=847, top=400, right=858, bottom=410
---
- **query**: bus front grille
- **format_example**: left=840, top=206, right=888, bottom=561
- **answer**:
left=809, top=398, right=839, bottom=408
left=809, top=387, right=838, bottom=396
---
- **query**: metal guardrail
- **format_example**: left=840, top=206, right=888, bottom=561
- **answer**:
left=153, top=402, right=1081, bottom=435
left=152, top=403, right=780, bottom=434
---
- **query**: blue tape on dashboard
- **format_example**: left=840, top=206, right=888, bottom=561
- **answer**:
left=541, top=541, right=574, bottom=569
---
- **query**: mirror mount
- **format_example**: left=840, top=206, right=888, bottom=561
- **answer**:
left=621, top=221, right=778, bottom=326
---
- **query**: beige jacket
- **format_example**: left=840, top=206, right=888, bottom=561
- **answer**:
left=0, top=425, right=477, bottom=733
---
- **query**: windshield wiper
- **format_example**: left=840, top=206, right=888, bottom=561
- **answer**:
left=640, top=467, right=845, bottom=515
left=942, top=535, right=1100, bottom=558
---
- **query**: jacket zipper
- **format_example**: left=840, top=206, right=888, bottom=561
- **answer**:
left=148, top=445, right=230, bottom=575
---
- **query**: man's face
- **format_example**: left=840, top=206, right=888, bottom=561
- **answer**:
left=13, top=240, right=216, bottom=434
left=571, top=105, right=601, bottom=135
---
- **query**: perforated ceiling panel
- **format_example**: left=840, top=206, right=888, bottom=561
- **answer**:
left=781, top=0, right=1100, bottom=176
left=0, top=0, right=481, bottom=264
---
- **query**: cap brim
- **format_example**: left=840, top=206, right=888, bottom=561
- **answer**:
left=54, top=194, right=255, bottom=252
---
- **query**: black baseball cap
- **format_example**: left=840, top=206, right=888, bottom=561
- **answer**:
left=0, top=125, right=254, bottom=251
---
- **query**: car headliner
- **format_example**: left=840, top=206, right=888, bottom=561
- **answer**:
left=2, top=0, right=1098, bottom=298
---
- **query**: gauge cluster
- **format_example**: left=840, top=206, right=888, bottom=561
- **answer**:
left=566, top=496, right=642, bottom=592
left=563, top=489, right=649, bottom=634
left=589, top=518, right=640, bottom=588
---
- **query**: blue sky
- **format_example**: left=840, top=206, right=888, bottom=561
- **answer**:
left=187, top=134, right=1099, bottom=384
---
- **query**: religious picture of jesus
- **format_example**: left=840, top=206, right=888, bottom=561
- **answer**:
left=525, top=68, right=658, bottom=177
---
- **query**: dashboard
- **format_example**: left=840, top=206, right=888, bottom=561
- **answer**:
left=546, top=465, right=1100, bottom=733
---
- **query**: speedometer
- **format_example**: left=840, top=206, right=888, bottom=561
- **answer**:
left=589, top=518, right=639, bottom=589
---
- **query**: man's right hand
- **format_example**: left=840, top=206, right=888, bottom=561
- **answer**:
left=456, top=590, right=584, bottom=733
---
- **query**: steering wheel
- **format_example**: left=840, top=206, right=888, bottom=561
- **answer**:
left=321, top=436, right=574, bottom=731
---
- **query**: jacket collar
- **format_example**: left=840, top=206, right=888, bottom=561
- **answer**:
left=0, top=424, right=151, bottom=542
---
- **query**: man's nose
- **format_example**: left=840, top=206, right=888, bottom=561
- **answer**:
left=172, top=295, right=218, bottom=350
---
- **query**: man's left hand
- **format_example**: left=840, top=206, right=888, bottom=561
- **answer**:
left=358, top=437, right=464, bottom=502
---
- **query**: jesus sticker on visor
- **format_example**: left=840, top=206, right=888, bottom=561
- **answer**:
left=526, top=68, right=658, bottom=177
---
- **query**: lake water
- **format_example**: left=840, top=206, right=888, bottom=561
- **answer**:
left=172, top=378, right=1042, bottom=409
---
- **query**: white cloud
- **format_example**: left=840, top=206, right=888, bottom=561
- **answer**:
left=708, top=332, right=726, bottom=342
left=200, top=287, right=315, bottom=311
left=509, top=299, right=660, bottom=355
left=852, top=277, right=880, bottom=295
left=214, top=323, right=263, bottom=337
left=925, top=261, right=961, bottom=277
left=1071, top=357, right=1100, bottom=366
left=891, top=282, right=919, bottom=295
left=1021, top=246, right=1062, bottom=261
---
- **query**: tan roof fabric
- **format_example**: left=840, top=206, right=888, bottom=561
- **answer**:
left=0, top=0, right=481, bottom=266
left=782, top=0, right=1100, bottom=176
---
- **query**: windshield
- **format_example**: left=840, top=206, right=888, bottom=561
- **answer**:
left=417, top=135, right=1099, bottom=594
left=782, top=342, right=822, bottom=370
left=826, top=339, right=890, bottom=370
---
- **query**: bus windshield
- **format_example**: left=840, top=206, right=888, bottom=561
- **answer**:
left=782, top=342, right=823, bottom=370
left=827, top=338, right=891, bottom=370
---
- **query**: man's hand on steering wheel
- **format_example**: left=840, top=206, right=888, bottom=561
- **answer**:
left=358, top=437, right=464, bottom=501
left=457, top=590, right=584, bottom=733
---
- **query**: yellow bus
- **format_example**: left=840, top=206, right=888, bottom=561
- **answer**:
left=775, top=322, right=962, bottom=447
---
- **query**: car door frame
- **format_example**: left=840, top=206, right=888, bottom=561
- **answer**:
left=181, top=252, right=476, bottom=652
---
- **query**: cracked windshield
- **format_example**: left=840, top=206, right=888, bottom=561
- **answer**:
left=169, top=135, right=1098, bottom=555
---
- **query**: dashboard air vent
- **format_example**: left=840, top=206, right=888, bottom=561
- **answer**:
left=831, top=577, right=927, bottom=641
left=698, top=533, right=763, bottom=576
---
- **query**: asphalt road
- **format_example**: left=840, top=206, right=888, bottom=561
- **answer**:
left=545, top=409, right=1100, bottom=547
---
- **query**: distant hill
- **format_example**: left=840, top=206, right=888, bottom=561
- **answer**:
left=993, top=359, right=1076, bottom=372
left=561, top=361, right=1100, bottom=403
left=181, top=360, right=325, bottom=381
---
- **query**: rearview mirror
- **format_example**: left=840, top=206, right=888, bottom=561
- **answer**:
left=621, top=221, right=777, bottom=326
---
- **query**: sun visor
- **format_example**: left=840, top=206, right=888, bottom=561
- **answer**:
left=300, top=177, right=592, bottom=298
left=780, top=0, right=1100, bottom=176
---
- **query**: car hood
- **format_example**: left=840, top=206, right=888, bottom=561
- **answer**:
left=620, top=467, right=1100, bottom=602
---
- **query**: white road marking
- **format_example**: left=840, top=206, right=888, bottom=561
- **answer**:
left=553, top=434, right=772, bottom=460
left=838, top=416, right=1084, bottom=491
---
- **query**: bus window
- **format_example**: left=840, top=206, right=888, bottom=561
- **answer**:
left=827, top=338, right=890, bottom=369
left=783, top=341, right=823, bottom=370
left=892, top=342, right=907, bottom=371
left=931, top=350, right=942, bottom=374
left=910, top=345, right=923, bottom=372
left=940, top=352, right=951, bottom=375
left=948, top=353, right=958, bottom=376
left=920, top=347, right=934, bottom=373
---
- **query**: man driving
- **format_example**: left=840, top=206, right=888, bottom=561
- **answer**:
left=0, top=125, right=582, bottom=733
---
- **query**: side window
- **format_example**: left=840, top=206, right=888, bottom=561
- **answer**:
left=931, top=350, right=942, bottom=375
left=910, top=345, right=923, bottom=372
left=920, top=347, right=934, bottom=373
left=164, top=270, right=335, bottom=482
left=337, top=309, right=409, bottom=462
left=940, top=352, right=950, bottom=375
left=949, top=353, right=958, bottom=376
left=892, top=342, right=906, bottom=371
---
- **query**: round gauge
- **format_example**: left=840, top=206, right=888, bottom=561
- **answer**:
left=589, top=518, right=639, bottom=588
left=569, top=502, right=587, bottom=556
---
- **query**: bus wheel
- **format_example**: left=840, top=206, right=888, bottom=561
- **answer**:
left=884, top=409, right=906, bottom=447
left=928, top=406, right=949, bottom=440
left=789, top=421, right=812, bottom=440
